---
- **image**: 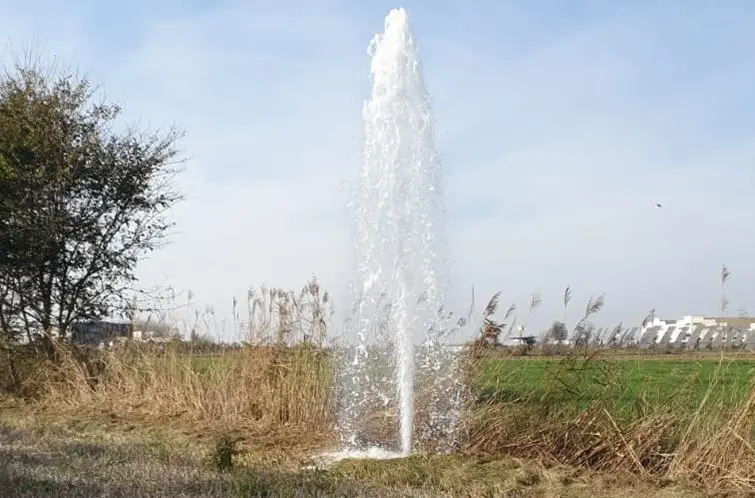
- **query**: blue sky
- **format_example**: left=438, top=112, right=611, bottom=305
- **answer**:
left=2, top=1, right=755, bottom=339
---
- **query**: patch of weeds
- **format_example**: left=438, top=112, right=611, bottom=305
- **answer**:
left=211, top=434, right=240, bottom=472
left=231, top=469, right=353, bottom=498
left=145, top=437, right=178, bottom=464
left=12, top=477, right=58, bottom=495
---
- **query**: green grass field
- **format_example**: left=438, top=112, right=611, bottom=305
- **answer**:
left=474, top=355, right=755, bottom=420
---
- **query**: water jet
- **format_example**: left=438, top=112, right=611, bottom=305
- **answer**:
left=335, top=8, right=464, bottom=460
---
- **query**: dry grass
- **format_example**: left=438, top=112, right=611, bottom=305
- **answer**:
left=666, top=378, right=755, bottom=491
left=0, top=414, right=709, bottom=497
left=0, top=416, right=231, bottom=497
left=22, top=343, right=334, bottom=436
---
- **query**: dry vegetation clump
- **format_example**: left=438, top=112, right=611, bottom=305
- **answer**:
left=15, top=279, right=339, bottom=433
left=465, top=398, right=678, bottom=473
left=666, top=384, right=755, bottom=492
left=25, top=343, right=334, bottom=435
left=244, top=278, right=334, bottom=345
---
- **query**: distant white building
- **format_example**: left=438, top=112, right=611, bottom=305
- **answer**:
left=132, top=329, right=172, bottom=343
left=639, top=315, right=755, bottom=345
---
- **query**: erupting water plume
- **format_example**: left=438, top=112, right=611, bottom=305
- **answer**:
left=335, top=8, right=465, bottom=459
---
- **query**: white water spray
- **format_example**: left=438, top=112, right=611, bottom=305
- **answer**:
left=336, top=8, right=463, bottom=458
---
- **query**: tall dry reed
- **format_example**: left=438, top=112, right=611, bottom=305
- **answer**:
left=27, top=344, right=334, bottom=432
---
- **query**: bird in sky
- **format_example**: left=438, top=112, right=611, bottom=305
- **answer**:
left=655, top=203, right=663, bottom=208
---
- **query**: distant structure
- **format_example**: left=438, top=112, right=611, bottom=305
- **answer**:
left=521, top=314, right=755, bottom=352
left=70, top=319, right=175, bottom=348
left=637, top=315, right=755, bottom=350
left=70, top=319, right=132, bottom=346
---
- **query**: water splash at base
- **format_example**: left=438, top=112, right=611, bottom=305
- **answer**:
left=305, top=447, right=405, bottom=470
